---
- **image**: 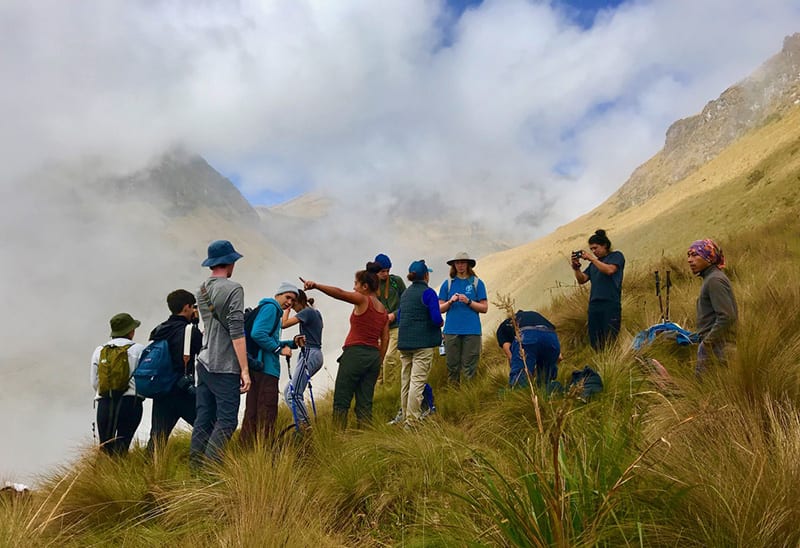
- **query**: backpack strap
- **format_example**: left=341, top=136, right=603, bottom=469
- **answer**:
left=183, top=324, right=193, bottom=375
left=200, top=283, right=228, bottom=333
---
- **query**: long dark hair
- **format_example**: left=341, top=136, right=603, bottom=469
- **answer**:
left=295, top=289, right=314, bottom=308
left=356, top=262, right=381, bottom=292
left=588, top=229, right=612, bottom=250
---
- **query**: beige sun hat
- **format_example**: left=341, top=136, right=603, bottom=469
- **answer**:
left=446, top=252, right=476, bottom=267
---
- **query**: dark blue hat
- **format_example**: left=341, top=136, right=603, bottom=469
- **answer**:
left=374, top=253, right=392, bottom=269
left=202, top=240, right=243, bottom=267
left=408, top=260, right=433, bottom=278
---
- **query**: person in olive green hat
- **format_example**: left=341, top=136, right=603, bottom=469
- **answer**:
left=90, top=312, right=146, bottom=456
left=370, top=253, right=405, bottom=384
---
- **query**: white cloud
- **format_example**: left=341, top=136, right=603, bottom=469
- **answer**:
left=3, top=0, right=798, bottom=234
left=2, top=0, right=799, bottom=482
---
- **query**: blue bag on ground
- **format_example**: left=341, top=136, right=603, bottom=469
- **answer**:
left=632, top=321, right=697, bottom=351
left=133, top=339, right=179, bottom=398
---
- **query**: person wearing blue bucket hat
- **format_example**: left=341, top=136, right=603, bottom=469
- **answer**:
left=201, top=240, right=243, bottom=268
left=191, top=240, right=250, bottom=469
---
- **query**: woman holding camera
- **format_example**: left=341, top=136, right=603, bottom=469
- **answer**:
left=571, top=229, right=625, bottom=350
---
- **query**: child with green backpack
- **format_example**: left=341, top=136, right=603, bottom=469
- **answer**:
left=90, top=312, right=145, bottom=456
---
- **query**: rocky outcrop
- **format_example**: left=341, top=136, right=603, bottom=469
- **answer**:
left=113, top=150, right=260, bottom=224
left=613, top=33, right=800, bottom=209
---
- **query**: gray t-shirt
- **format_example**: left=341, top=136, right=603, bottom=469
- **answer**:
left=197, top=277, right=245, bottom=374
left=295, top=307, right=323, bottom=348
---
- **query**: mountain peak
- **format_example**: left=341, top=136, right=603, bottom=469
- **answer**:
left=612, top=33, right=800, bottom=210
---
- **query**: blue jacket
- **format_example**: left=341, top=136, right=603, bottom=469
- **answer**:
left=250, top=298, right=294, bottom=378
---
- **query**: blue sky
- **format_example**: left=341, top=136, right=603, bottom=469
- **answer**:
left=244, top=0, right=633, bottom=206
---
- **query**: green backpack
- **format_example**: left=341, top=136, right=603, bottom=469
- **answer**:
left=97, top=344, right=133, bottom=396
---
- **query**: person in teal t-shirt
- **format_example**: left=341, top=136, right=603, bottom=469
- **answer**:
left=438, top=252, right=488, bottom=385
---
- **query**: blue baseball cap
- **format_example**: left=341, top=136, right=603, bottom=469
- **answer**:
left=408, top=260, right=432, bottom=278
left=202, top=240, right=243, bottom=267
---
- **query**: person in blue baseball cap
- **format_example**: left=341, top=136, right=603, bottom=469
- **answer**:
left=370, top=253, right=406, bottom=385
left=392, top=260, right=443, bottom=428
left=191, top=240, right=249, bottom=469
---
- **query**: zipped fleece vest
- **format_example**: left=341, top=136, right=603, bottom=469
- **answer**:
left=397, top=281, right=442, bottom=350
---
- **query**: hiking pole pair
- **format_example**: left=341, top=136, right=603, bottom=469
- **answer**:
left=653, top=270, right=672, bottom=323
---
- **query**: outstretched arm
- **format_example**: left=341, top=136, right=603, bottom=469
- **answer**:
left=302, top=279, right=367, bottom=307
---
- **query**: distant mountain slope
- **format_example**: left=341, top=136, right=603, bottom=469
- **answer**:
left=613, top=33, right=800, bottom=210
left=0, top=152, right=299, bottom=482
left=478, top=36, right=800, bottom=331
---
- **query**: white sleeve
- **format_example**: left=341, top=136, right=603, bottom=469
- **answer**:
left=90, top=346, right=102, bottom=391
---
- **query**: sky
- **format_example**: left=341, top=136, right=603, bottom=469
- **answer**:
left=1, top=0, right=800, bottom=482
left=3, top=0, right=800, bottom=239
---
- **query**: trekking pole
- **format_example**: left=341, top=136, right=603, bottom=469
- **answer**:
left=285, top=354, right=300, bottom=433
left=654, top=271, right=664, bottom=322
left=304, top=351, right=317, bottom=420
left=665, top=270, right=671, bottom=323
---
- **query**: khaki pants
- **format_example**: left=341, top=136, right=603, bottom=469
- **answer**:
left=399, top=347, right=434, bottom=423
left=380, top=327, right=401, bottom=383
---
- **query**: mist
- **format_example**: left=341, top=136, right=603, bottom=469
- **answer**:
left=2, top=0, right=800, bottom=483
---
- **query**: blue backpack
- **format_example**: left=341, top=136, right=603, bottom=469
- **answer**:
left=133, top=339, right=179, bottom=398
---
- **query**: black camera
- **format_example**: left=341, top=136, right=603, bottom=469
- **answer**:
left=571, top=250, right=583, bottom=261
left=176, top=374, right=196, bottom=396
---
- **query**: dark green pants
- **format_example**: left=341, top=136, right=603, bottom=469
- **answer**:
left=333, top=345, right=381, bottom=428
left=444, top=334, right=482, bottom=384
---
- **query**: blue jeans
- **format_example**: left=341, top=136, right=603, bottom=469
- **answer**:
left=284, top=347, right=323, bottom=426
left=509, top=329, right=560, bottom=388
left=190, top=363, right=241, bottom=468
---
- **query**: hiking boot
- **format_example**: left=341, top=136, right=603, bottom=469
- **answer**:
left=387, top=409, right=404, bottom=425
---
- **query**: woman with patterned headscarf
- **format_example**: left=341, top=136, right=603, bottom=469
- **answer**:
left=687, top=238, right=738, bottom=376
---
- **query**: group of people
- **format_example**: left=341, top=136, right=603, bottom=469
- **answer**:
left=90, top=242, right=491, bottom=462
left=91, top=231, right=737, bottom=462
left=494, top=230, right=737, bottom=389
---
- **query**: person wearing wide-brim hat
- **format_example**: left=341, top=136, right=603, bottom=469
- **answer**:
left=191, top=239, right=250, bottom=469
left=437, top=252, right=488, bottom=385
left=90, top=312, right=146, bottom=456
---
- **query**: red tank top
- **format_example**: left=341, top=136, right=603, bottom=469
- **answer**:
left=343, top=297, right=388, bottom=349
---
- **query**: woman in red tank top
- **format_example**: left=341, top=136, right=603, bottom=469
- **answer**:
left=302, top=263, right=389, bottom=428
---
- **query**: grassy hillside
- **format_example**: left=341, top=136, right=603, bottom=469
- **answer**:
left=2, top=208, right=800, bottom=546
left=478, top=104, right=800, bottom=331
left=3, top=105, right=800, bottom=546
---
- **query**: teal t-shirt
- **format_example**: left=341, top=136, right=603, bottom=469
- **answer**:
left=438, top=276, right=487, bottom=335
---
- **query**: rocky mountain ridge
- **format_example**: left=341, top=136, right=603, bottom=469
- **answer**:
left=612, top=33, right=800, bottom=209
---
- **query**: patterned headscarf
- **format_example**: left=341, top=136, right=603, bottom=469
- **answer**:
left=688, top=239, right=726, bottom=269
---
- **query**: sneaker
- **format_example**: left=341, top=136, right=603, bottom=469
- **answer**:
left=387, top=408, right=404, bottom=425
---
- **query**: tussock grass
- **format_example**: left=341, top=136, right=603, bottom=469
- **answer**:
left=5, top=213, right=800, bottom=545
